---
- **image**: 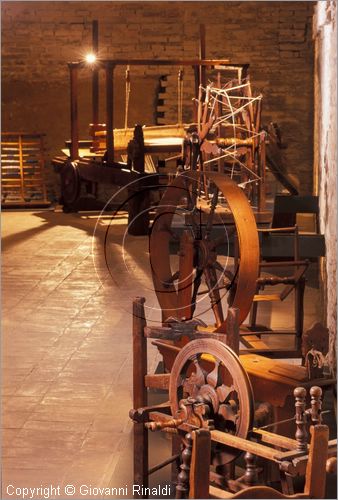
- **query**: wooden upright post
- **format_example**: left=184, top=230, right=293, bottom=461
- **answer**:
left=178, top=231, right=194, bottom=320
left=92, top=20, right=99, bottom=125
left=199, top=25, right=206, bottom=95
left=189, top=430, right=211, bottom=499
left=105, top=62, right=115, bottom=164
left=69, top=64, right=79, bottom=161
left=225, top=307, right=240, bottom=355
left=132, top=297, right=148, bottom=497
left=193, top=65, right=200, bottom=123
left=303, top=425, right=329, bottom=499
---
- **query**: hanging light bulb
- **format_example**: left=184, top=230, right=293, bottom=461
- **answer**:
left=85, top=53, right=96, bottom=64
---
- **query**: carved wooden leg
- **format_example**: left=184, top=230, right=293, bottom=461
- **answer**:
left=294, top=387, right=308, bottom=452
left=280, top=470, right=295, bottom=495
left=171, top=433, right=182, bottom=485
left=176, top=433, right=193, bottom=499
left=244, top=451, right=259, bottom=486
left=133, top=298, right=148, bottom=498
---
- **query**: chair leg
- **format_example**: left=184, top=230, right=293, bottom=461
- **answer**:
left=132, top=297, right=149, bottom=497
left=249, top=285, right=261, bottom=329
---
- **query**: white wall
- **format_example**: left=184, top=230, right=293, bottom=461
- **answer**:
left=313, top=1, right=337, bottom=374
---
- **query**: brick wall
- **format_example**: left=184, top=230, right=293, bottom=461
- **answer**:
left=1, top=1, right=314, bottom=197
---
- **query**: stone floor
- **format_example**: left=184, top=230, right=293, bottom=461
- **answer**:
left=1, top=209, right=334, bottom=500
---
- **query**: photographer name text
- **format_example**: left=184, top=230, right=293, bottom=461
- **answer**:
left=6, top=483, right=171, bottom=499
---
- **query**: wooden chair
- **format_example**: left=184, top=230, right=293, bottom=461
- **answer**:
left=190, top=425, right=331, bottom=499
left=244, top=195, right=320, bottom=358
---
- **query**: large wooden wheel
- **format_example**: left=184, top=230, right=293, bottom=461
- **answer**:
left=149, top=170, right=259, bottom=331
left=169, top=338, right=254, bottom=465
left=60, top=160, right=81, bottom=210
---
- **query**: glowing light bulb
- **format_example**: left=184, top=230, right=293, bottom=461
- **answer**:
left=85, top=53, right=96, bottom=64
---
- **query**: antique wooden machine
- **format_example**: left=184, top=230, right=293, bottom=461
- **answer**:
left=130, top=296, right=336, bottom=498
left=53, top=22, right=296, bottom=235
left=52, top=56, right=268, bottom=230
left=128, top=165, right=334, bottom=498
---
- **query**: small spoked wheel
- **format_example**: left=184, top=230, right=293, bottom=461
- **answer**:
left=169, top=338, right=254, bottom=465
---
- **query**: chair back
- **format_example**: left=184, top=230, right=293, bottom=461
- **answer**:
left=272, top=195, right=319, bottom=230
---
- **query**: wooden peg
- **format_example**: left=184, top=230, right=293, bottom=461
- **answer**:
left=145, top=418, right=184, bottom=432
left=310, top=386, right=322, bottom=424
left=294, top=386, right=308, bottom=452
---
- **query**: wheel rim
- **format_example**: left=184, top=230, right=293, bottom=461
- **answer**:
left=61, top=160, right=81, bottom=206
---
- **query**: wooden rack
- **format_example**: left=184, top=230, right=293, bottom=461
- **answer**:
left=1, top=133, right=50, bottom=207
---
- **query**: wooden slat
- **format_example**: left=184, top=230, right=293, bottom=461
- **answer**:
left=241, top=335, right=269, bottom=349
left=1, top=201, right=50, bottom=206
left=144, top=373, right=170, bottom=390
left=252, top=429, right=304, bottom=451
left=253, top=294, right=280, bottom=302
left=210, top=429, right=284, bottom=461
left=209, top=485, right=232, bottom=498
left=1, top=133, right=49, bottom=207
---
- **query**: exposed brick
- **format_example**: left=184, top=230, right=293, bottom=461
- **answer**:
left=1, top=0, right=314, bottom=195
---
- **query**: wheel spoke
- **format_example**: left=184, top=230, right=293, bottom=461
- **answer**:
left=205, top=186, right=219, bottom=239
left=182, top=355, right=206, bottom=396
left=213, top=261, right=226, bottom=273
left=213, top=262, right=235, bottom=289
left=216, top=384, right=235, bottom=403
left=204, top=266, right=224, bottom=327
left=218, top=402, right=238, bottom=425
left=206, top=360, right=221, bottom=388
left=163, top=270, right=180, bottom=287
left=193, top=356, right=207, bottom=386
left=190, top=268, right=203, bottom=315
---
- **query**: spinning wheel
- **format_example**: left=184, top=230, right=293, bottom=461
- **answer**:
left=169, top=338, right=254, bottom=465
left=150, top=170, right=259, bottom=331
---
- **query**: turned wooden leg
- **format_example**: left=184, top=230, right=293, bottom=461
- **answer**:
left=171, top=434, right=182, bottom=485
left=244, top=451, right=259, bottom=486
left=176, top=433, right=193, bottom=499
left=294, top=387, right=308, bottom=452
